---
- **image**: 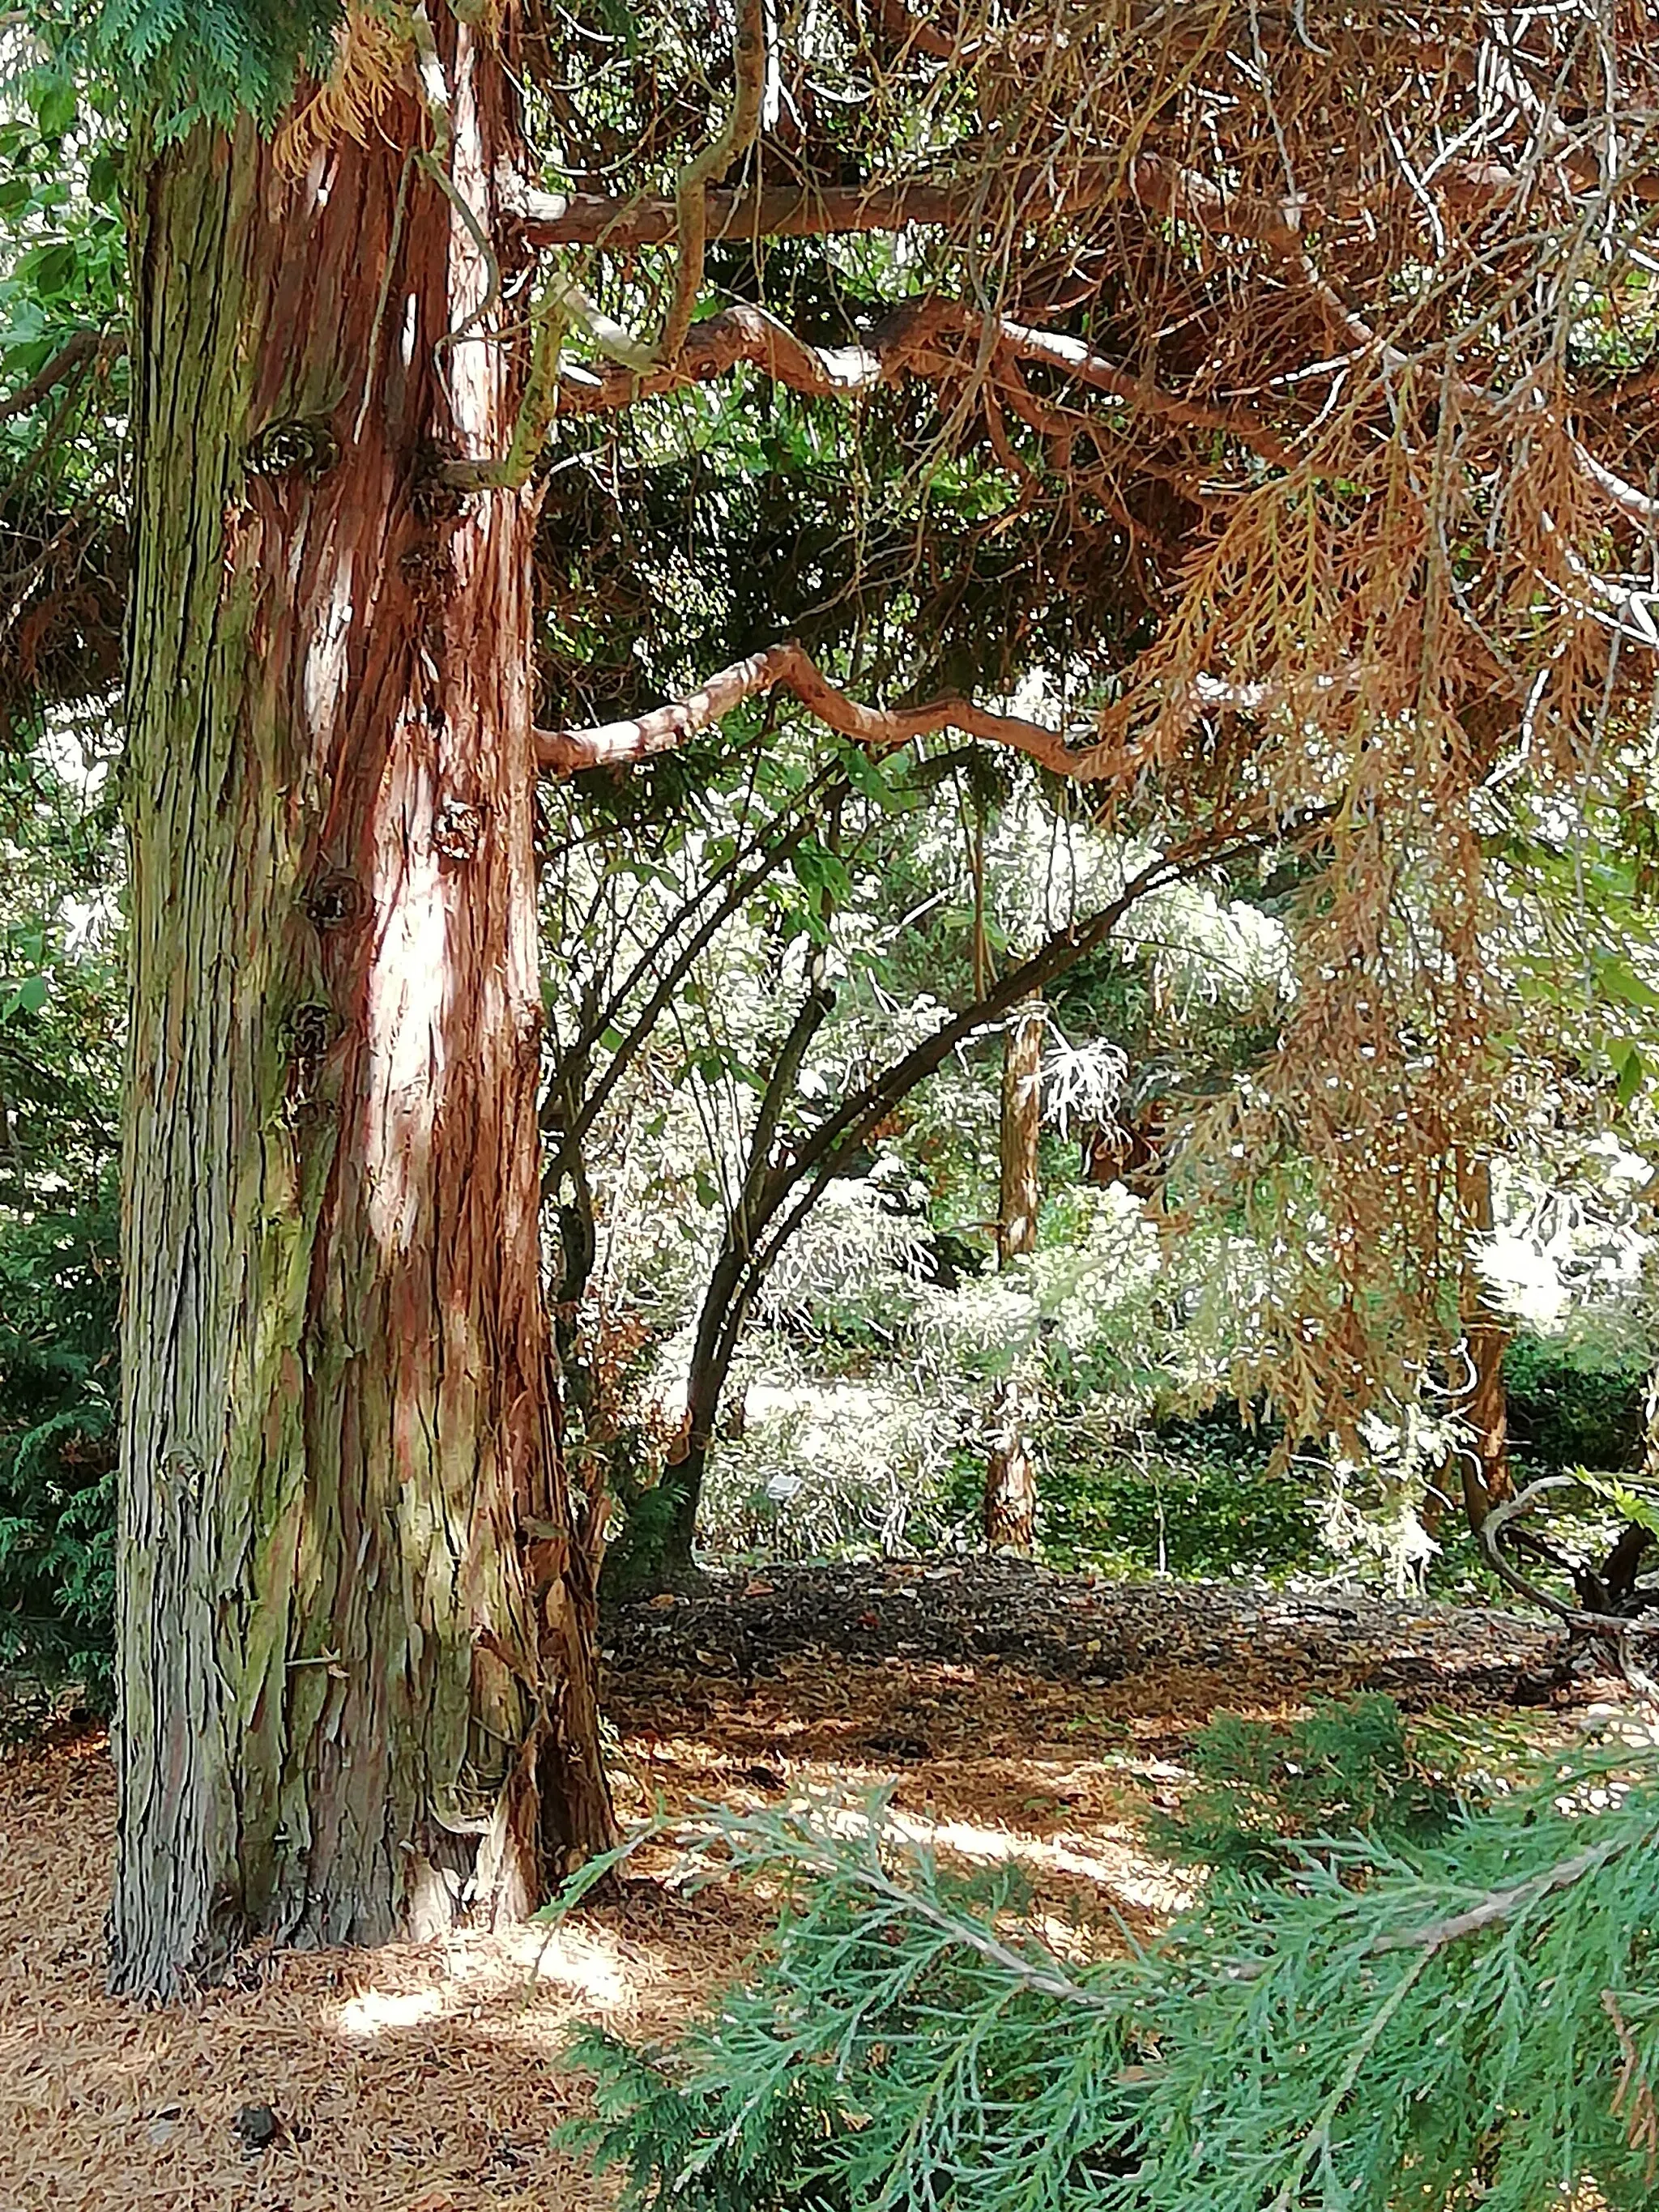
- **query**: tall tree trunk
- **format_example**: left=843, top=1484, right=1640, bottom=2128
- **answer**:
left=112, top=25, right=613, bottom=2000
left=1452, top=1153, right=1513, bottom=1534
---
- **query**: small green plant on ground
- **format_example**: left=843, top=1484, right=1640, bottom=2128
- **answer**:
left=1145, top=1693, right=1465, bottom=1875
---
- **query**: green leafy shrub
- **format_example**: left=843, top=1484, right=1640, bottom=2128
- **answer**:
left=944, top=1406, right=1320, bottom=1581
left=599, top=1458, right=689, bottom=1600
left=0, top=1189, right=119, bottom=1697
left=1145, top=1694, right=1463, bottom=1874
left=559, top=1736, right=1659, bottom=2212
left=1038, top=1443, right=1319, bottom=1581
left=1504, top=1329, right=1648, bottom=1475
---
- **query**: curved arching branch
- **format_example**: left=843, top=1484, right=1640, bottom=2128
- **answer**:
left=536, top=639, right=1126, bottom=782
left=535, top=641, right=1300, bottom=786
left=1477, top=1480, right=1659, bottom=1697
left=548, top=295, right=1295, bottom=469
left=653, top=0, right=767, bottom=364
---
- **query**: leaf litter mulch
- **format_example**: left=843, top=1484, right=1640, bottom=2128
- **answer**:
left=0, top=1560, right=1607, bottom=2211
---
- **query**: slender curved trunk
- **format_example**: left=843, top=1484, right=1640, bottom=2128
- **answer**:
left=661, top=1235, right=749, bottom=1574
left=983, top=999, right=1042, bottom=1551
left=112, top=24, right=613, bottom=1999
left=1453, top=1154, right=1512, bottom=1534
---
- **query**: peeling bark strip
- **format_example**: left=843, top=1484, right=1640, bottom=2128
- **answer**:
left=113, top=19, right=612, bottom=1999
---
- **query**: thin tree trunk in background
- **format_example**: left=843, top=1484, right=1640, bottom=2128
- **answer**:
left=996, top=997, right=1044, bottom=1264
left=985, top=999, right=1043, bottom=1549
left=983, top=1375, right=1038, bottom=1552
left=1452, top=1153, right=1513, bottom=1533
left=112, top=22, right=612, bottom=1999
left=1593, top=1355, right=1659, bottom=1606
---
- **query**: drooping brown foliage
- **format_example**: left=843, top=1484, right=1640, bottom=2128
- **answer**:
left=521, top=0, right=1659, bottom=1438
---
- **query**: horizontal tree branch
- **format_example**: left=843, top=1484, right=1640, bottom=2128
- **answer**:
left=536, top=639, right=1124, bottom=782
left=552, top=300, right=882, bottom=413
left=551, top=293, right=1294, bottom=467
left=513, top=143, right=1578, bottom=258
left=511, top=160, right=1124, bottom=250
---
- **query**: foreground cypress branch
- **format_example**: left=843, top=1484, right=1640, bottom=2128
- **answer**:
left=557, top=1741, right=1659, bottom=2211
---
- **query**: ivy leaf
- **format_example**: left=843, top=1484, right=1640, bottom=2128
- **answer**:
left=1596, top=953, right=1659, bottom=1014
left=2, top=974, right=50, bottom=1022
left=1609, top=1037, right=1646, bottom=1106
left=1576, top=1472, right=1659, bottom=1536
left=17, top=243, right=80, bottom=298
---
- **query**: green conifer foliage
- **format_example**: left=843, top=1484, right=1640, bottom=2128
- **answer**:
left=561, top=1729, right=1659, bottom=2211
left=34, top=0, right=340, bottom=132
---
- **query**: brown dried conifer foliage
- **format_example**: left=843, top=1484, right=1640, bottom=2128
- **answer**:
left=522, top=0, right=1659, bottom=1441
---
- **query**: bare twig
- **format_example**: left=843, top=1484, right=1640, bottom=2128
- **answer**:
left=0, top=330, right=122, bottom=423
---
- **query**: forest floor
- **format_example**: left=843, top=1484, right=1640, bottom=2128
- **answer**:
left=0, top=1560, right=1609, bottom=2211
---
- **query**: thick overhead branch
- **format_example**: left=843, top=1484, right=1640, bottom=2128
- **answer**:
left=512, top=160, right=1126, bottom=250
left=513, top=145, right=1563, bottom=256
left=536, top=641, right=1121, bottom=782
left=556, top=301, right=881, bottom=411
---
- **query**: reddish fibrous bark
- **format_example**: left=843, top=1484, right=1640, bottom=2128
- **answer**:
left=997, top=1000, right=1045, bottom=1265
left=113, top=19, right=612, bottom=1999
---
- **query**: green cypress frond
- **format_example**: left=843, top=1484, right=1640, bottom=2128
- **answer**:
left=30, top=0, right=345, bottom=134
left=559, top=1748, right=1659, bottom=2211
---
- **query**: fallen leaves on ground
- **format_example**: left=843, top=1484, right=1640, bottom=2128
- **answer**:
left=0, top=1561, right=1601, bottom=2208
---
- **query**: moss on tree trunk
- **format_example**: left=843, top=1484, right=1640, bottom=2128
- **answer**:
left=111, top=26, right=613, bottom=2000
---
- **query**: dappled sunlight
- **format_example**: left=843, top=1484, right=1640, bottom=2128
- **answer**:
left=888, top=1808, right=1195, bottom=1916
left=336, top=1983, right=446, bottom=2036
left=334, top=1921, right=633, bottom=2042
left=0, top=1567, right=1608, bottom=2210
left=0, top=1742, right=743, bottom=2211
